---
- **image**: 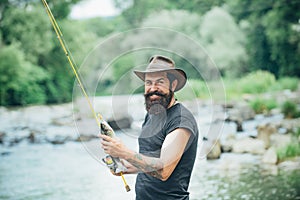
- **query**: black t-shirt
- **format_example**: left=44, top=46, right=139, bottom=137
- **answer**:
left=135, top=103, right=199, bottom=200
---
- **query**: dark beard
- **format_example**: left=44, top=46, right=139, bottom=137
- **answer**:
left=144, top=90, right=173, bottom=115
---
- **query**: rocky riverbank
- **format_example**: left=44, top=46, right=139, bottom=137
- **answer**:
left=0, top=94, right=299, bottom=169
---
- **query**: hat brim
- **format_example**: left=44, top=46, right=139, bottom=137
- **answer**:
left=134, top=68, right=187, bottom=92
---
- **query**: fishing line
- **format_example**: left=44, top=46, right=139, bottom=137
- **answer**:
left=41, top=0, right=130, bottom=192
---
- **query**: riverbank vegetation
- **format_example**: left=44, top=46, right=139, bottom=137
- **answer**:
left=0, top=0, right=299, bottom=106
left=277, top=128, right=300, bottom=162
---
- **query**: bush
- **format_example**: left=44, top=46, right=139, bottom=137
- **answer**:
left=0, top=45, right=48, bottom=106
left=277, top=142, right=300, bottom=162
left=293, top=128, right=300, bottom=138
left=250, top=98, right=277, bottom=114
left=176, top=79, right=210, bottom=100
left=277, top=77, right=299, bottom=91
left=281, top=101, right=300, bottom=118
left=270, top=77, right=299, bottom=91
left=239, top=70, right=276, bottom=93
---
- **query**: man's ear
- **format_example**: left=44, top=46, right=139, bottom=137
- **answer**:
left=171, top=79, right=178, bottom=92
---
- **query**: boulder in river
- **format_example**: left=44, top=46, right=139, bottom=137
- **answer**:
left=47, top=135, right=70, bottom=145
left=262, top=147, right=278, bottom=164
left=75, top=135, right=97, bottom=142
left=270, top=133, right=292, bottom=149
left=257, top=123, right=277, bottom=148
left=221, top=133, right=236, bottom=153
left=107, top=115, right=133, bottom=130
left=232, top=137, right=265, bottom=155
left=201, top=139, right=222, bottom=160
left=226, top=102, right=256, bottom=122
left=0, top=132, right=5, bottom=144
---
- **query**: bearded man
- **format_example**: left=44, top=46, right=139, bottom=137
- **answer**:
left=100, top=55, right=199, bottom=200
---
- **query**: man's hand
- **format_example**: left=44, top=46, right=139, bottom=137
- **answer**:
left=109, top=159, right=139, bottom=176
left=99, top=134, right=128, bottom=159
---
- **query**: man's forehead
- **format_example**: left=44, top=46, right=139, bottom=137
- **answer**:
left=145, top=72, right=168, bottom=80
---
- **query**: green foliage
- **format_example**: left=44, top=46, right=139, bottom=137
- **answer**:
left=58, top=20, right=98, bottom=65
left=229, top=0, right=300, bottom=77
left=0, top=45, right=48, bottom=105
left=82, top=16, right=127, bottom=37
left=294, top=128, right=300, bottom=138
left=44, top=0, right=82, bottom=19
left=113, top=0, right=225, bottom=27
left=281, top=101, right=300, bottom=119
left=200, top=7, right=247, bottom=77
left=1, top=4, right=53, bottom=64
left=277, top=142, right=300, bottom=162
left=114, top=0, right=300, bottom=78
left=249, top=98, right=277, bottom=114
left=275, top=77, right=299, bottom=91
left=239, top=70, right=276, bottom=93
left=176, top=79, right=210, bottom=100
left=110, top=55, right=135, bottom=95
left=1, top=0, right=300, bottom=106
left=223, top=73, right=300, bottom=101
left=113, top=0, right=172, bottom=27
left=0, top=1, right=99, bottom=105
left=142, top=9, right=201, bottom=38
left=112, top=56, right=134, bottom=81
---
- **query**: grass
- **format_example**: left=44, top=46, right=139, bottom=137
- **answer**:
left=281, top=100, right=300, bottom=118
left=249, top=98, right=278, bottom=114
left=277, top=142, right=300, bottom=162
left=176, top=70, right=299, bottom=103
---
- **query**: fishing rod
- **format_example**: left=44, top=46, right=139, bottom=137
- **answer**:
left=41, top=0, right=130, bottom=192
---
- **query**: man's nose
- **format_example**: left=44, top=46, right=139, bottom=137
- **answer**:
left=148, top=83, right=159, bottom=92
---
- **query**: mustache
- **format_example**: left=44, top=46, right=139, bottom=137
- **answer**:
left=144, top=91, right=166, bottom=98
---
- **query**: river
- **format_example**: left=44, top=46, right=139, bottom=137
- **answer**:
left=0, top=96, right=300, bottom=200
left=1, top=132, right=299, bottom=200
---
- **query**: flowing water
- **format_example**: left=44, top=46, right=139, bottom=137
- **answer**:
left=0, top=99, right=299, bottom=200
left=0, top=133, right=299, bottom=200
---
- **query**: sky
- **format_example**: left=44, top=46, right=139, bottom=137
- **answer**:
left=70, top=0, right=121, bottom=19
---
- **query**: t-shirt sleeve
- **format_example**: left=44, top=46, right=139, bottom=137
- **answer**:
left=165, top=115, right=197, bottom=139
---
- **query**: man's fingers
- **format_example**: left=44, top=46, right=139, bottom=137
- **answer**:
left=99, top=134, right=112, bottom=141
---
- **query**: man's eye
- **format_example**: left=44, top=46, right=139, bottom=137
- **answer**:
left=157, top=80, right=164, bottom=85
left=145, top=81, right=152, bottom=86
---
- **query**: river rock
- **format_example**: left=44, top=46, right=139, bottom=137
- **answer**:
left=207, top=140, right=222, bottom=160
left=51, top=115, right=74, bottom=126
left=0, top=132, right=5, bottom=144
left=226, top=102, right=256, bottom=122
left=262, top=147, right=278, bottom=164
left=279, top=118, right=300, bottom=132
left=75, top=135, right=97, bottom=142
left=107, top=115, right=133, bottom=130
left=278, top=157, right=300, bottom=171
left=221, top=133, right=236, bottom=152
left=27, top=129, right=47, bottom=144
left=201, top=139, right=222, bottom=160
left=47, top=135, right=70, bottom=145
left=270, top=133, right=292, bottom=149
left=257, top=123, right=277, bottom=148
left=232, top=137, right=265, bottom=155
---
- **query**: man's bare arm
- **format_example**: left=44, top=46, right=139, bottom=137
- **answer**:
left=100, top=128, right=191, bottom=180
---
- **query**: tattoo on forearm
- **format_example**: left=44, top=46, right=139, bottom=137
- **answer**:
left=128, top=152, right=164, bottom=179
left=134, top=153, right=143, bottom=161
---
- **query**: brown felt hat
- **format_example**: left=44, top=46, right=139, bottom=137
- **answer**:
left=134, top=55, right=187, bottom=92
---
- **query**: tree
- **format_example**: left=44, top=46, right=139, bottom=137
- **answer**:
left=200, top=7, right=248, bottom=77
left=41, top=19, right=98, bottom=103
left=0, top=44, right=48, bottom=105
left=113, top=0, right=172, bottom=27
left=0, top=0, right=98, bottom=105
left=113, top=0, right=226, bottom=28
left=227, top=0, right=300, bottom=77
left=1, top=4, right=53, bottom=64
